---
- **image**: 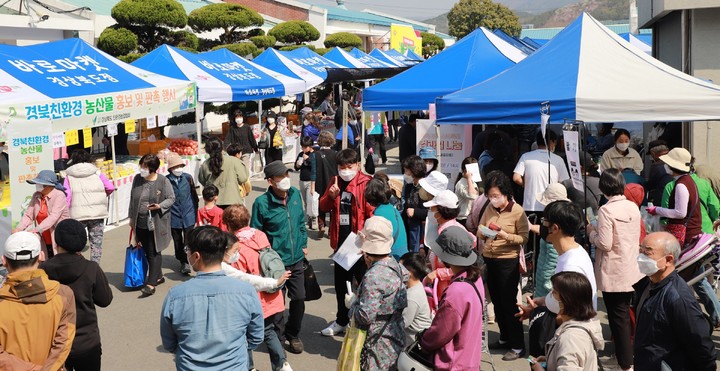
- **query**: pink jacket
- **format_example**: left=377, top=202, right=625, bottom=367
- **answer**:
left=589, top=195, right=644, bottom=292
left=421, top=272, right=484, bottom=371
left=16, top=189, right=70, bottom=252
left=232, top=227, right=284, bottom=318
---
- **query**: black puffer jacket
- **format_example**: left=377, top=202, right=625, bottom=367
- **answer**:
left=632, top=271, right=715, bottom=371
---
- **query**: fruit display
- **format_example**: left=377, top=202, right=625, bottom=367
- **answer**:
left=168, top=139, right=198, bottom=155
left=98, top=160, right=139, bottom=180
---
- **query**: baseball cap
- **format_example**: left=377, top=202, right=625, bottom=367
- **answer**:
left=418, top=171, right=449, bottom=196
left=424, top=189, right=459, bottom=208
left=264, top=160, right=289, bottom=179
left=355, top=216, right=393, bottom=255
left=3, top=232, right=42, bottom=261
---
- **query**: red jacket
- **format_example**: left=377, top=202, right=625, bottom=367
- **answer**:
left=319, top=173, right=375, bottom=250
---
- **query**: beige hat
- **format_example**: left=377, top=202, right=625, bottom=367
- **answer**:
left=536, top=183, right=570, bottom=206
left=660, top=147, right=693, bottom=173
left=167, top=155, right=185, bottom=170
left=355, top=216, right=393, bottom=255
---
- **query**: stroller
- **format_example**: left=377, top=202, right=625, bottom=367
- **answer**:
left=676, top=233, right=720, bottom=286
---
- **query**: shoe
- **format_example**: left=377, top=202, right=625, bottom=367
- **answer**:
left=501, top=349, right=526, bottom=361
left=278, top=362, right=293, bottom=371
left=488, top=340, right=511, bottom=350
left=286, top=338, right=304, bottom=354
left=155, top=277, right=166, bottom=285
left=321, top=321, right=346, bottom=336
left=180, top=263, right=191, bottom=275
left=141, top=285, right=156, bottom=296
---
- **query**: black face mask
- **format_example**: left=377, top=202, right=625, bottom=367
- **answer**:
left=539, top=224, right=550, bottom=241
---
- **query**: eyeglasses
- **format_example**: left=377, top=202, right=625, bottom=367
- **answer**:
left=540, top=217, right=551, bottom=227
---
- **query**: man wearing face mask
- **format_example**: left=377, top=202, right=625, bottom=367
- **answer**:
left=250, top=161, right=308, bottom=354
left=632, top=232, right=715, bottom=371
left=319, top=149, right=375, bottom=337
left=516, top=200, right=596, bottom=358
left=224, top=107, right=259, bottom=172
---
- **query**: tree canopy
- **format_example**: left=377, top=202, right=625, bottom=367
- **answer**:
left=323, top=32, right=362, bottom=49
left=97, top=27, right=138, bottom=57
left=420, top=32, right=445, bottom=56
left=250, top=35, right=276, bottom=49
left=188, top=3, right=264, bottom=45
left=110, top=0, right=188, bottom=52
left=447, top=0, right=521, bottom=39
left=269, top=21, right=320, bottom=45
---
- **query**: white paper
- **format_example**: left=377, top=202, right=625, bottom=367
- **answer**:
left=106, top=123, right=118, bottom=137
left=51, top=133, right=65, bottom=149
left=541, top=113, right=550, bottom=142
left=158, top=113, right=169, bottom=127
left=333, top=232, right=362, bottom=271
left=466, top=162, right=482, bottom=182
left=146, top=116, right=157, bottom=129
left=563, top=130, right=584, bottom=192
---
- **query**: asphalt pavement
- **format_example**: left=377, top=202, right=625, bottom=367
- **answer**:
left=94, top=142, right=720, bottom=370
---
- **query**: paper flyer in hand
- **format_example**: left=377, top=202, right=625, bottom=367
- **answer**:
left=333, top=232, right=362, bottom=271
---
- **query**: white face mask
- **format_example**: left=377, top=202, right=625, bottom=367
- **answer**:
left=545, top=291, right=561, bottom=314
left=616, top=142, right=630, bottom=152
left=235, top=117, right=243, bottom=125
left=35, top=184, right=45, bottom=192
left=275, top=177, right=291, bottom=191
left=425, top=163, right=434, bottom=172
left=489, top=196, right=506, bottom=209
left=267, top=118, right=276, bottom=125
left=637, top=253, right=663, bottom=276
left=227, top=251, right=240, bottom=264
left=664, top=164, right=673, bottom=175
left=171, top=168, right=184, bottom=177
left=139, top=168, right=150, bottom=178
left=339, top=168, right=357, bottom=182
left=403, top=174, right=414, bottom=184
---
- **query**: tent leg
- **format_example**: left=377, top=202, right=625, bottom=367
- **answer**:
left=111, top=133, right=119, bottom=226
left=195, top=103, right=204, bottom=149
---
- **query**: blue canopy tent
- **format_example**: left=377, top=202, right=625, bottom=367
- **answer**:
left=405, top=50, right=425, bottom=61
left=324, top=47, right=372, bottom=68
left=322, top=47, right=406, bottom=83
left=492, top=29, right=537, bottom=54
left=379, top=49, right=420, bottom=66
left=280, top=47, right=347, bottom=80
left=362, top=27, right=527, bottom=111
left=436, top=13, right=720, bottom=125
left=527, top=37, right=549, bottom=46
left=368, top=49, right=406, bottom=67
left=346, top=48, right=397, bottom=68
left=133, top=45, right=306, bottom=102
left=253, top=48, right=324, bottom=90
left=521, top=37, right=544, bottom=49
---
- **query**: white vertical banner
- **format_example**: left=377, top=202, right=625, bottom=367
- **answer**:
left=563, top=129, right=584, bottom=192
left=8, top=121, right=54, bottom=226
left=416, top=119, right=472, bottom=184
left=541, top=113, right=550, bottom=141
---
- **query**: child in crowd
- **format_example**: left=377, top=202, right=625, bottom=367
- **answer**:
left=400, top=252, right=432, bottom=345
left=294, top=136, right=317, bottom=230
left=197, top=185, right=226, bottom=231
left=221, top=232, right=290, bottom=292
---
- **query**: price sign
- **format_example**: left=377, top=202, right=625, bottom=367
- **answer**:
left=82, top=128, right=92, bottom=148
left=158, top=113, right=169, bottom=127
left=52, top=133, right=65, bottom=148
left=146, top=116, right=157, bottom=129
left=65, top=130, right=79, bottom=146
left=106, top=123, right=118, bottom=137
left=125, top=119, right=136, bottom=134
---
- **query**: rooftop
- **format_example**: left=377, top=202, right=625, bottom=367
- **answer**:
left=60, top=0, right=218, bottom=16
left=521, top=23, right=652, bottom=40
left=312, top=3, right=430, bottom=31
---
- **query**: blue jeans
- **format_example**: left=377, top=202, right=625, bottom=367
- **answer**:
left=248, top=313, right=286, bottom=371
left=406, top=220, right=423, bottom=253
left=693, top=267, right=720, bottom=325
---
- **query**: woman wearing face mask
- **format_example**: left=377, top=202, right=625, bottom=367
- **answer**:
left=529, top=271, right=604, bottom=371
left=166, top=155, right=199, bottom=276
left=365, top=177, right=408, bottom=261
left=586, top=168, right=642, bottom=371
left=224, top=106, right=258, bottom=171
left=419, top=146, right=439, bottom=173
left=220, top=231, right=290, bottom=291
left=128, top=154, right=176, bottom=296
left=263, top=115, right=283, bottom=164
left=455, top=157, right=481, bottom=227
left=401, top=155, right=428, bottom=253
left=199, top=136, right=249, bottom=209
left=477, top=171, right=529, bottom=361
left=15, top=170, right=70, bottom=259
left=601, top=128, right=643, bottom=175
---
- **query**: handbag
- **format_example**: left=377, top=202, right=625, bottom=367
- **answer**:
left=364, top=152, right=375, bottom=175
left=257, top=128, right=269, bottom=149
left=124, top=230, right=148, bottom=288
left=398, top=332, right=434, bottom=371
left=336, top=317, right=367, bottom=371
left=303, top=259, right=323, bottom=301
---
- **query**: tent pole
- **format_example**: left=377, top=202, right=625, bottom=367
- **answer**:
left=340, top=84, right=348, bottom=150
left=435, top=122, right=441, bottom=173
left=361, top=81, right=369, bottom=171
left=195, top=103, right=203, bottom=149
left=111, top=132, right=119, bottom=226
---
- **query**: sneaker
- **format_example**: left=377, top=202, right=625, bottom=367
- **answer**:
left=501, top=349, right=526, bottom=361
left=141, top=285, right=156, bottom=296
left=286, top=338, right=304, bottom=354
left=180, top=263, right=191, bottom=275
left=321, top=321, right=346, bottom=336
left=278, top=362, right=293, bottom=371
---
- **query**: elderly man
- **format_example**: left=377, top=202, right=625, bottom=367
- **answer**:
left=633, top=232, right=716, bottom=371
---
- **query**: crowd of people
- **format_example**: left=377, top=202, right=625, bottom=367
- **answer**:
left=2, top=110, right=720, bottom=371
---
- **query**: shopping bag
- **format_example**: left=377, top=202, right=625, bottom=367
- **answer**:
left=304, top=258, right=323, bottom=301
left=306, top=189, right=319, bottom=217
left=124, top=231, right=148, bottom=288
left=252, top=154, right=264, bottom=175
left=336, top=318, right=366, bottom=371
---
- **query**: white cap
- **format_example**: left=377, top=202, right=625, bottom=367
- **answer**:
left=424, top=189, right=459, bottom=208
left=3, top=232, right=42, bottom=261
left=419, top=171, right=449, bottom=196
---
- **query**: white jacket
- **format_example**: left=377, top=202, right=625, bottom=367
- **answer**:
left=65, top=163, right=109, bottom=221
left=546, top=319, right=604, bottom=371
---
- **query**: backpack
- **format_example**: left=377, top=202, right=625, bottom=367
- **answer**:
left=259, top=247, right=286, bottom=293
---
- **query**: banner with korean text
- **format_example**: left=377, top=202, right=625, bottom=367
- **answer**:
left=416, top=119, right=472, bottom=184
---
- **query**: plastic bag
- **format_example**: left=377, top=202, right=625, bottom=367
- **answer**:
left=304, top=259, right=322, bottom=301
left=336, top=318, right=366, bottom=371
left=306, top=189, right=319, bottom=217
left=640, top=206, right=661, bottom=233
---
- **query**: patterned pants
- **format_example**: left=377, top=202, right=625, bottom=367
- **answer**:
left=81, top=219, right=105, bottom=263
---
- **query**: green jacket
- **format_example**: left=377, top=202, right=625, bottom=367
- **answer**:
left=250, top=186, right=307, bottom=266
left=661, top=173, right=720, bottom=233
left=198, top=154, right=249, bottom=207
